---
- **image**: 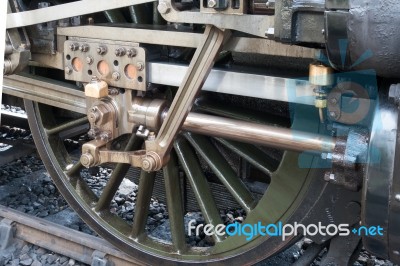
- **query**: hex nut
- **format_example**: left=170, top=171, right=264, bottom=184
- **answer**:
left=208, top=0, right=217, bottom=8
left=395, top=194, right=400, bottom=202
left=389, top=84, right=400, bottom=105
left=85, top=79, right=109, bottom=98
left=136, top=62, right=144, bottom=71
left=97, top=45, right=107, bottom=55
left=86, top=56, right=94, bottom=65
left=112, top=72, right=121, bottom=81
left=309, top=63, right=334, bottom=86
left=79, top=44, right=90, bottom=52
left=127, top=48, right=137, bottom=58
left=69, top=43, right=79, bottom=51
left=157, top=1, right=170, bottom=14
left=65, top=66, right=72, bottom=75
left=115, top=47, right=126, bottom=57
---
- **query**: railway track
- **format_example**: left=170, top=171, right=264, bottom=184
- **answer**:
left=0, top=205, right=141, bottom=266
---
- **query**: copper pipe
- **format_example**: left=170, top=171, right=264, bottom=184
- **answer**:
left=182, top=113, right=336, bottom=153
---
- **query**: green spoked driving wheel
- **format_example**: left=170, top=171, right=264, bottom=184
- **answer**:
left=25, top=97, right=328, bottom=265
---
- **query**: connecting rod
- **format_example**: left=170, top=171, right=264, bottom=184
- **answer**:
left=80, top=108, right=336, bottom=170
left=143, top=25, right=229, bottom=171
left=183, top=113, right=336, bottom=154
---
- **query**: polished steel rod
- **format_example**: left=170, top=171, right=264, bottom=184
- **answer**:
left=182, top=113, right=336, bottom=153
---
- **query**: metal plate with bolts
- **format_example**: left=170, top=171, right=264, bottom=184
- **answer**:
left=64, top=39, right=147, bottom=91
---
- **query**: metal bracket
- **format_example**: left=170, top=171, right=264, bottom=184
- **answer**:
left=159, top=0, right=270, bottom=38
left=324, top=128, right=369, bottom=191
left=91, top=250, right=112, bottom=266
left=0, top=219, right=16, bottom=250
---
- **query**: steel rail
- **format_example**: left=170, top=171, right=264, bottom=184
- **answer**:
left=0, top=205, right=143, bottom=266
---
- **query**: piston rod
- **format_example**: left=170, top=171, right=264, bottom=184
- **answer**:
left=182, top=113, right=336, bottom=153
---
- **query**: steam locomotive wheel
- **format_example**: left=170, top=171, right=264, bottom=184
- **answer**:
left=25, top=98, right=328, bottom=265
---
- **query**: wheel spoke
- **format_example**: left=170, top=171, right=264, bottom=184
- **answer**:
left=174, top=138, right=225, bottom=243
left=215, top=138, right=279, bottom=177
left=95, top=134, right=142, bottom=211
left=46, top=116, right=88, bottom=136
left=163, top=152, right=187, bottom=252
left=131, top=170, right=156, bottom=239
left=184, top=132, right=256, bottom=213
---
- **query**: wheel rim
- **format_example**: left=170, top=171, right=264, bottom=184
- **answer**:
left=25, top=98, right=327, bottom=264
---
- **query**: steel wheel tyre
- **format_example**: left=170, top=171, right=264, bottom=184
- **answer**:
left=25, top=99, right=329, bottom=265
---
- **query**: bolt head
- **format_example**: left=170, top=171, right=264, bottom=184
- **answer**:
left=79, top=44, right=89, bottom=52
left=80, top=153, right=94, bottom=168
left=136, top=62, right=144, bottom=71
left=64, top=67, right=72, bottom=75
left=112, top=72, right=121, bottom=81
left=157, top=2, right=170, bottom=14
left=148, top=132, right=156, bottom=141
left=69, top=43, right=79, bottom=51
left=389, top=84, right=400, bottom=105
left=395, top=194, right=400, bottom=202
left=127, top=48, right=137, bottom=58
left=115, top=47, right=126, bottom=57
left=208, top=0, right=216, bottom=8
left=97, top=46, right=107, bottom=55
left=86, top=56, right=94, bottom=65
left=329, top=111, right=337, bottom=118
left=265, top=27, right=275, bottom=38
left=142, top=159, right=152, bottom=171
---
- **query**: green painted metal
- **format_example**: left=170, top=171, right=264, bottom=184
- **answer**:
left=163, top=152, right=187, bottom=252
left=174, top=138, right=225, bottom=243
left=215, top=137, right=278, bottom=177
left=95, top=134, right=142, bottom=211
left=104, top=10, right=126, bottom=23
left=46, top=116, right=88, bottom=136
left=184, top=132, right=256, bottom=213
left=131, top=170, right=156, bottom=239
